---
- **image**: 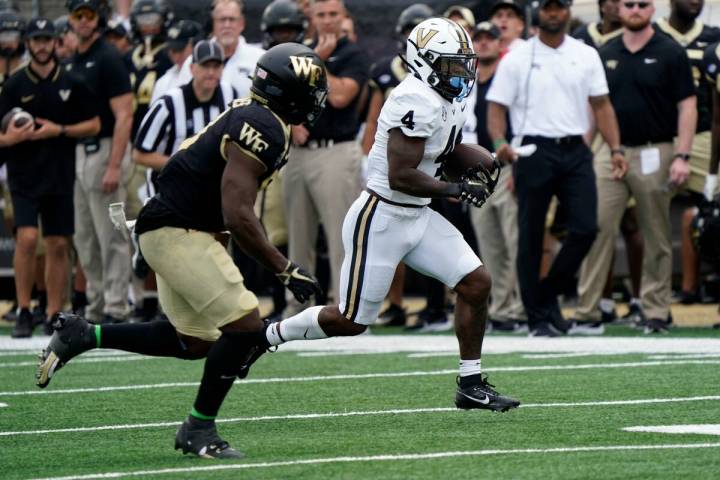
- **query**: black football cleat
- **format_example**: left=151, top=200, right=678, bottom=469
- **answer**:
left=11, top=308, right=33, bottom=338
left=455, top=374, right=521, bottom=412
left=36, top=313, right=96, bottom=388
left=175, top=419, right=244, bottom=459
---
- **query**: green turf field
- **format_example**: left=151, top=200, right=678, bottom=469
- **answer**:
left=1, top=325, right=719, bottom=479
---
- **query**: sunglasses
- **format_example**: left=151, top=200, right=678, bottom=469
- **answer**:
left=623, top=1, right=650, bottom=8
left=70, top=9, right=98, bottom=22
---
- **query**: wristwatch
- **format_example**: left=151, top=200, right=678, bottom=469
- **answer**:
left=59, top=125, right=66, bottom=137
left=673, top=153, right=690, bottom=161
left=610, top=148, right=625, bottom=156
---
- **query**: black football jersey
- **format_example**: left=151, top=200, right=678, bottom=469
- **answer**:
left=702, top=42, right=720, bottom=87
left=125, top=41, right=173, bottom=139
left=369, top=55, right=407, bottom=101
left=655, top=18, right=720, bottom=132
left=135, top=98, right=291, bottom=234
left=572, top=22, right=622, bottom=50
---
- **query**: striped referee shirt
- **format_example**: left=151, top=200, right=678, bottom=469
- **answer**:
left=134, top=80, right=238, bottom=156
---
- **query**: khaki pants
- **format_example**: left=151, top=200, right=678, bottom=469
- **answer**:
left=73, top=138, right=132, bottom=321
left=139, top=227, right=259, bottom=342
left=282, top=140, right=362, bottom=313
left=471, top=167, right=525, bottom=321
left=576, top=142, right=674, bottom=321
left=681, top=130, right=710, bottom=195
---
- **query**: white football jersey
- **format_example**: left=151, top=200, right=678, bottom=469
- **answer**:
left=366, top=75, right=467, bottom=206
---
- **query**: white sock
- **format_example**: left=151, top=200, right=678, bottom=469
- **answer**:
left=599, top=298, right=615, bottom=313
left=265, top=306, right=327, bottom=346
left=459, top=359, right=482, bottom=377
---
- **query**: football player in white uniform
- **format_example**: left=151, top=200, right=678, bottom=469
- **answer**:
left=264, top=18, right=521, bottom=412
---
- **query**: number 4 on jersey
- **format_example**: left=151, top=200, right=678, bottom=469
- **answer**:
left=401, top=110, right=415, bottom=130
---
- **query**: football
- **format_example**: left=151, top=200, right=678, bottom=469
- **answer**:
left=442, top=143, right=495, bottom=181
left=0, top=108, right=35, bottom=133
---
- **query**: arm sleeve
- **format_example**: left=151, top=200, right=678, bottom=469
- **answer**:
left=101, top=48, right=132, bottom=99
left=485, top=56, right=518, bottom=107
left=134, top=97, right=171, bottom=153
left=382, top=90, right=440, bottom=138
left=587, top=49, right=610, bottom=97
left=672, top=46, right=697, bottom=102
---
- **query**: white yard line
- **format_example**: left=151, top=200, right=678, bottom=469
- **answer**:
left=2, top=395, right=719, bottom=437
left=0, top=402, right=6, bottom=408
left=1, top=359, right=719, bottom=397
left=624, top=425, right=720, bottom=436
left=0, top=356, right=152, bottom=368
left=29, top=443, right=720, bottom=480
left=4, top=335, right=720, bottom=355
left=646, top=353, right=720, bottom=360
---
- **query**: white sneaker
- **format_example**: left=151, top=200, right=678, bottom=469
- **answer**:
left=568, top=321, right=605, bottom=336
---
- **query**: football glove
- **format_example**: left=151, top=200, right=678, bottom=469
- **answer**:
left=276, top=261, right=323, bottom=303
left=456, top=159, right=501, bottom=208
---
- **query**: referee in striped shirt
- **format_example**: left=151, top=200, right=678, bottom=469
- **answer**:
left=133, top=40, right=238, bottom=179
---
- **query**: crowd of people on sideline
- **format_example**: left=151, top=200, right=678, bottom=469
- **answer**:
left=0, top=0, right=719, bottom=341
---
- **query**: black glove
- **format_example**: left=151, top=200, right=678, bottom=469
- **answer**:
left=456, top=159, right=502, bottom=207
left=276, top=261, right=323, bottom=303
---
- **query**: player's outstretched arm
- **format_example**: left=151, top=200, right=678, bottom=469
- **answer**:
left=221, top=141, right=289, bottom=275
left=387, top=127, right=459, bottom=199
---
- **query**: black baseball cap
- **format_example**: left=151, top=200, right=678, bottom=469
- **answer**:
left=26, top=17, right=56, bottom=38
left=490, top=0, right=525, bottom=19
left=192, top=39, right=223, bottom=64
left=539, top=0, right=571, bottom=7
left=473, top=21, right=501, bottom=40
left=167, top=19, right=202, bottom=50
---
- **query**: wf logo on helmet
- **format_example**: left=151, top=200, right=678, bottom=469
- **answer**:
left=290, top=56, right=323, bottom=87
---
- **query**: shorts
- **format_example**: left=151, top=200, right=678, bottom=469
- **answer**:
left=139, top=227, right=259, bottom=341
left=338, top=191, right=482, bottom=325
left=12, top=192, right=74, bottom=236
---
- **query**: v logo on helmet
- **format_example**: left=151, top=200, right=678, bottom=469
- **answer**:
left=289, top=56, right=323, bottom=87
left=416, top=28, right=438, bottom=49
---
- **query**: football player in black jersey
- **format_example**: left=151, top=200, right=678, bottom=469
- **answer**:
left=261, top=0, right=308, bottom=50
left=656, top=0, right=720, bottom=305
left=36, top=43, right=328, bottom=459
left=362, top=3, right=432, bottom=327
left=572, top=0, right=623, bottom=49
left=125, top=0, right=173, bottom=139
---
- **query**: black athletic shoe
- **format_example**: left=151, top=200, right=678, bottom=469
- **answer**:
left=529, top=323, right=561, bottom=337
left=36, top=313, right=96, bottom=388
left=548, top=304, right=570, bottom=334
left=621, top=303, right=645, bottom=326
left=11, top=308, right=33, bottom=338
left=600, top=308, right=617, bottom=324
left=175, top=419, right=244, bottom=459
left=643, top=318, right=669, bottom=334
left=376, top=303, right=406, bottom=326
left=455, top=374, right=521, bottom=412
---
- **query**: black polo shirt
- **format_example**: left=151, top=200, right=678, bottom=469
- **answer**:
left=654, top=19, right=720, bottom=133
left=0, top=63, right=98, bottom=196
left=474, top=74, right=512, bottom=152
left=305, top=36, right=370, bottom=143
left=68, top=37, right=132, bottom=139
left=600, top=33, right=695, bottom=146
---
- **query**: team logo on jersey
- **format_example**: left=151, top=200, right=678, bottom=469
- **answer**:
left=59, top=89, right=71, bottom=101
left=416, top=28, right=438, bottom=49
left=605, top=60, right=618, bottom=70
left=239, top=122, right=269, bottom=154
left=290, top=56, right=324, bottom=87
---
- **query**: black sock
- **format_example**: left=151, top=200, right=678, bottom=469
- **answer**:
left=100, top=320, right=196, bottom=359
left=37, top=290, right=47, bottom=312
left=193, top=331, right=262, bottom=418
left=459, top=373, right=483, bottom=388
left=72, top=291, right=87, bottom=312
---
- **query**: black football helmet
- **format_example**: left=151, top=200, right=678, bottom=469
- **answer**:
left=0, top=10, right=24, bottom=57
left=130, top=0, right=172, bottom=41
left=0, top=0, right=18, bottom=13
left=692, top=196, right=720, bottom=266
left=261, top=0, right=308, bottom=49
left=251, top=43, right=328, bottom=126
left=396, top=3, right=434, bottom=36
